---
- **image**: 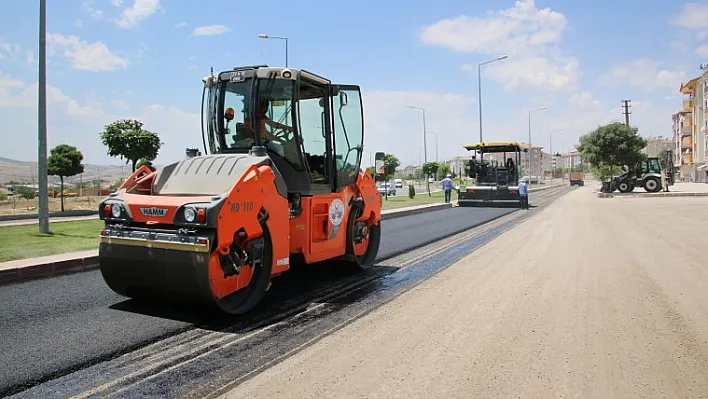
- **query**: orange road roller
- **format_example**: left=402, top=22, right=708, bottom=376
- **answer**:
left=98, top=65, right=383, bottom=315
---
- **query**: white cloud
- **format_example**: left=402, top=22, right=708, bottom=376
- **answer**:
left=25, top=50, right=35, bottom=65
left=0, top=69, right=199, bottom=165
left=599, top=58, right=686, bottom=92
left=462, top=56, right=580, bottom=94
left=0, top=39, right=22, bottom=61
left=192, top=25, right=231, bottom=36
left=47, top=33, right=129, bottom=72
left=569, top=92, right=602, bottom=110
left=82, top=0, right=103, bottom=19
left=0, top=71, right=23, bottom=89
left=116, top=0, right=160, bottom=29
left=0, top=76, right=100, bottom=117
left=420, top=0, right=567, bottom=55
left=672, top=1, right=708, bottom=30
left=419, top=0, right=579, bottom=94
left=174, top=22, right=187, bottom=28
left=696, top=44, right=708, bottom=57
left=111, top=0, right=124, bottom=6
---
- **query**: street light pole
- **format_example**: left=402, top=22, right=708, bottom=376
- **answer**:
left=406, top=106, right=428, bottom=163
left=407, top=105, right=430, bottom=195
left=528, top=107, right=547, bottom=184
left=37, top=0, right=49, bottom=234
left=257, top=34, right=288, bottom=67
left=478, top=55, right=508, bottom=143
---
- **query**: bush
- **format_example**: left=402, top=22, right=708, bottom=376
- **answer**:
left=408, top=184, right=415, bottom=199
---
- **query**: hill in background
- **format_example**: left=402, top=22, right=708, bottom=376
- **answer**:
left=0, top=157, right=151, bottom=188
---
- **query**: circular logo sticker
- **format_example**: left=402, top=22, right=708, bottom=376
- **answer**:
left=329, top=199, right=345, bottom=227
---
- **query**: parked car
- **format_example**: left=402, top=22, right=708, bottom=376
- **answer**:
left=377, top=183, right=396, bottom=196
left=394, top=178, right=403, bottom=188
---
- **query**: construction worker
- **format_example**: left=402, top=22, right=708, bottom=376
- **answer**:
left=518, top=178, right=529, bottom=209
left=442, top=173, right=453, bottom=203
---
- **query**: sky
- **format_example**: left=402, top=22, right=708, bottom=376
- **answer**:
left=1, top=0, right=707, bottom=170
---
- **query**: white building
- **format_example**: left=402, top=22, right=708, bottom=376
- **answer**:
left=676, top=71, right=708, bottom=182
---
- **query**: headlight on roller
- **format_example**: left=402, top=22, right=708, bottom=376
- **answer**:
left=111, top=204, right=122, bottom=218
left=184, top=207, right=196, bottom=223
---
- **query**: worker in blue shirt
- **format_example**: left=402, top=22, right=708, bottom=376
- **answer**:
left=441, top=174, right=454, bottom=203
left=518, top=179, right=528, bottom=209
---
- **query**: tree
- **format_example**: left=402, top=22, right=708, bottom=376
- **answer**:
left=47, top=144, right=84, bottom=212
left=577, top=122, right=647, bottom=179
left=15, top=186, right=35, bottom=210
left=438, top=163, right=451, bottom=178
left=658, top=149, right=671, bottom=171
left=100, top=119, right=163, bottom=172
left=422, top=162, right=439, bottom=179
left=590, top=164, right=614, bottom=180
left=136, top=158, right=156, bottom=171
left=382, top=154, right=400, bottom=182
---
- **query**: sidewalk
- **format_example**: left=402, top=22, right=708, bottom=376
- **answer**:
left=0, top=214, right=98, bottom=227
left=0, top=250, right=99, bottom=286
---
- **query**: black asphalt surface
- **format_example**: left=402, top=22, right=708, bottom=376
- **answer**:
left=0, top=205, right=518, bottom=396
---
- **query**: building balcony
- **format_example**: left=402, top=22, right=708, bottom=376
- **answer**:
left=683, top=153, right=693, bottom=164
left=683, top=99, right=694, bottom=112
left=682, top=128, right=693, bottom=136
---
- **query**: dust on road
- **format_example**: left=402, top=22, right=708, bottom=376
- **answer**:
left=221, top=187, right=708, bottom=399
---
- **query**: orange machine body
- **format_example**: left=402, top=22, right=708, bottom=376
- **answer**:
left=98, top=159, right=381, bottom=314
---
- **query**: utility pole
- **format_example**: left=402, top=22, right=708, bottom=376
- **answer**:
left=622, top=100, right=631, bottom=126
left=37, top=0, right=49, bottom=233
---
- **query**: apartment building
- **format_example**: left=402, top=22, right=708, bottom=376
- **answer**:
left=553, top=151, right=583, bottom=170
left=642, top=137, right=673, bottom=158
left=675, top=70, right=708, bottom=182
left=445, top=155, right=475, bottom=177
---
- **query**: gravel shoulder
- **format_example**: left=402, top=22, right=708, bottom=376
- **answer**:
left=220, top=187, right=708, bottom=399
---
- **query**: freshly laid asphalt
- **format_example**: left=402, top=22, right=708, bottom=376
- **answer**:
left=0, top=205, right=516, bottom=396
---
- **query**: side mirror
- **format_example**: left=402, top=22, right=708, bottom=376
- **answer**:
left=224, top=107, right=235, bottom=121
left=374, top=152, right=385, bottom=174
left=339, top=91, right=348, bottom=106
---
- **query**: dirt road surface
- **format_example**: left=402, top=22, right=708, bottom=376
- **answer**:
left=220, top=187, right=708, bottom=399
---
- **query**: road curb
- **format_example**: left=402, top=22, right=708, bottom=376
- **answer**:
left=0, top=209, right=97, bottom=222
left=0, top=255, right=99, bottom=287
left=381, top=203, right=452, bottom=221
left=0, top=203, right=454, bottom=287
